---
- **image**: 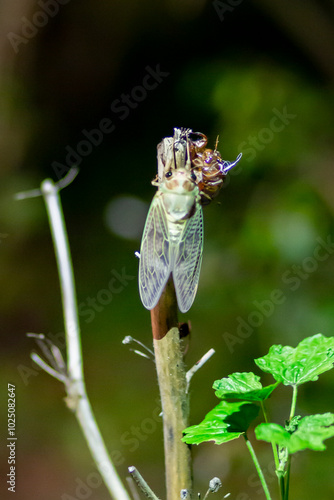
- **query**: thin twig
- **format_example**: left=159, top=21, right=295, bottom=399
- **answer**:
left=31, top=352, right=67, bottom=383
left=123, top=335, right=155, bottom=360
left=128, top=466, right=161, bottom=500
left=186, top=348, right=215, bottom=393
left=18, top=173, right=130, bottom=500
left=126, top=476, right=141, bottom=500
left=56, top=166, right=79, bottom=189
left=130, top=349, right=154, bottom=360
left=30, top=333, right=58, bottom=368
left=28, top=333, right=67, bottom=375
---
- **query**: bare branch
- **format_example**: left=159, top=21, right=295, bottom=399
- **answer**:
left=128, top=466, right=161, bottom=500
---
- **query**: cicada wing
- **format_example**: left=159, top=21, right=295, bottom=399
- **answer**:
left=173, top=204, right=204, bottom=313
left=138, top=195, right=171, bottom=310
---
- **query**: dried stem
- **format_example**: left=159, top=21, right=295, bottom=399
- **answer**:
left=128, top=466, right=160, bottom=499
left=186, top=348, right=215, bottom=393
left=151, top=278, right=193, bottom=499
left=18, top=173, right=130, bottom=500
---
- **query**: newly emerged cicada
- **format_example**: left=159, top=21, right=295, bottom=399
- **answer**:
left=189, top=132, right=242, bottom=205
left=138, top=128, right=241, bottom=313
left=139, top=128, right=203, bottom=313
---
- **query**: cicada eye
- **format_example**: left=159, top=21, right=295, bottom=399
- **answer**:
left=165, top=171, right=172, bottom=178
left=191, top=171, right=197, bottom=182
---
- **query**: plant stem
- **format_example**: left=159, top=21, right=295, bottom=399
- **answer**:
left=261, top=401, right=280, bottom=470
left=284, top=457, right=291, bottom=500
left=151, top=278, right=193, bottom=499
left=128, top=466, right=161, bottom=500
left=244, top=435, right=272, bottom=500
left=186, top=348, right=215, bottom=393
left=261, top=401, right=284, bottom=498
left=289, top=385, right=298, bottom=420
left=283, top=384, right=298, bottom=500
left=280, top=476, right=285, bottom=500
left=40, top=177, right=130, bottom=500
left=41, top=179, right=83, bottom=385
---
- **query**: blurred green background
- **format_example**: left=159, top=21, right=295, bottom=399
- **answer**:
left=1, top=0, right=334, bottom=498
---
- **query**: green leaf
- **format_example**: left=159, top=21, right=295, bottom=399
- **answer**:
left=255, top=423, right=291, bottom=447
left=182, top=400, right=259, bottom=445
left=254, top=334, right=334, bottom=386
left=255, top=413, right=334, bottom=452
left=213, top=372, right=279, bottom=401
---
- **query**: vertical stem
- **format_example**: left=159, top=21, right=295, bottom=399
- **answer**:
left=261, top=401, right=279, bottom=470
left=284, top=385, right=298, bottom=500
left=41, top=179, right=83, bottom=384
left=289, top=385, right=298, bottom=420
left=280, top=476, right=286, bottom=500
left=40, top=178, right=130, bottom=500
left=244, top=435, right=272, bottom=500
left=151, top=278, right=193, bottom=499
left=261, top=401, right=285, bottom=498
left=284, top=458, right=291, bottom=500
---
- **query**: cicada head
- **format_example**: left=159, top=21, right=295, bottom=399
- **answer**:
left=162, top=167, right=198, bottom=195
left=156, top=128, right=194, bottom=181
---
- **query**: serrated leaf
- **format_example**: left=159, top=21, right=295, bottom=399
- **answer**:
left=182, top=421, right=242, bottom=445
left=213, top=372, right=279, bottom=401
left=254, top=334, right=334, bottom=386
left=255, top=413, right=334, bottom=452
left=182, top=400, right=259, bottom=445
left=255, top=423, right=291, bottom=447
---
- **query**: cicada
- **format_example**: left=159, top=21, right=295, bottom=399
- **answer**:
left=189, top=132, right=242, bottom=205
left=138, top=128, right=241, bottom=313
left=139, top=128, right=203, bottom=313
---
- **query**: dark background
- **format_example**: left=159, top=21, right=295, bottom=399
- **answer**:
left=1, top=0, right=334, bottom=498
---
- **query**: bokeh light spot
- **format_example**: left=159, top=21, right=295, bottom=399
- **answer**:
left=104, top=195, right=148, bottom=240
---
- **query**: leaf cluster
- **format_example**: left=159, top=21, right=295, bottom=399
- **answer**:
left=183, top=333, right=334, bottom=453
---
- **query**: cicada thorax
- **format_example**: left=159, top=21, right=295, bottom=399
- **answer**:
left=160, top=167, right=200, bottom=221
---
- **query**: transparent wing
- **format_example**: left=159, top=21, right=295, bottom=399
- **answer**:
left=138, top=194, right=171, bottom=309
left=173, top=204, right=204, bottom=313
